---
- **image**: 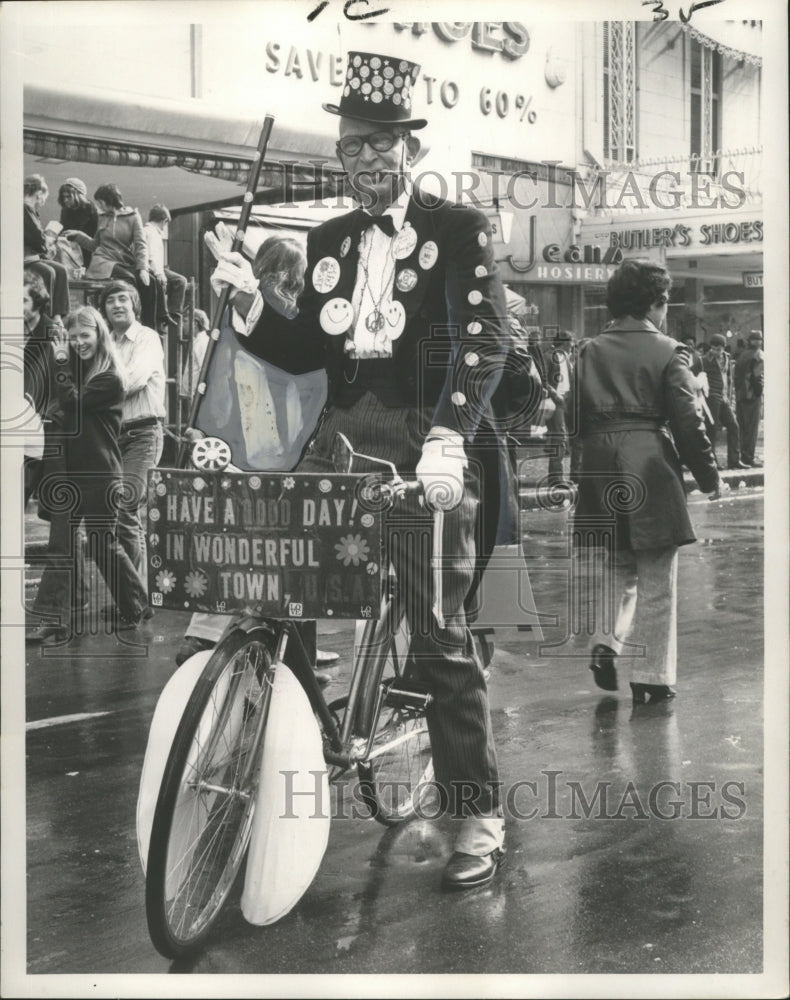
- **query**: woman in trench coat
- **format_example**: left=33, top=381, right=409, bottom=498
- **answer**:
left=572, top=259, right=720, bottom=704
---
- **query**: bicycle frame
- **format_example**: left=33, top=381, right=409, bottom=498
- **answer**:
left=232, top=574, right=410, bottom=775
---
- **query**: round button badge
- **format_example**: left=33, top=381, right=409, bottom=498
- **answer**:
left=395, top=268, right=418, bottom=293
left=312, top=257, right=341, bottom=294
left=320, top=298, right=354, bottom=336
left=393, top=226, right=418, bottom=260
left=418, top=241, right=438, bottom=269
left=384, top=300, right=406, bottom=340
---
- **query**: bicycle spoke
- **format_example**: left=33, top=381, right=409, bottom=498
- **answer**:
left=149, top=634, right=276, bottom=952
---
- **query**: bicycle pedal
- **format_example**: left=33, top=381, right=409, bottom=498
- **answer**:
left=383, top=682, right=433, bottom=711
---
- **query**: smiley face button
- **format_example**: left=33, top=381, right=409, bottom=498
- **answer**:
left=312, top=257, right=341, bottom=294
left=384, top=300, right=406, bottom=340
left=320, top=297, right=354, bottom=336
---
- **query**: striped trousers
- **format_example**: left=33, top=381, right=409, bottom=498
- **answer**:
left=302, top=392, right=501, bottom=817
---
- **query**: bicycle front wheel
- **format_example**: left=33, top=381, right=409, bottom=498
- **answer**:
left=355, top=609, right=436, bottom=826
left=145, top=627, right=274, bottom=959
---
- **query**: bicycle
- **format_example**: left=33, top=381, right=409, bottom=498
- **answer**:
left=142, top=433, right=437, bottom=959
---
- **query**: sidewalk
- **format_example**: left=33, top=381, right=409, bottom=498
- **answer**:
left=516, top=448, right=764, bottom=509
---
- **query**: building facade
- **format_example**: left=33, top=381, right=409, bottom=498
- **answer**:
left=21, top=13, right=762, bottom=344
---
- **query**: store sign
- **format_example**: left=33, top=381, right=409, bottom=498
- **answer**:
left=534, top=263, right=619, bottom=284
left=263, top=22, right=538, bottom=118
left=518, top=240, right=622, bottom=282
left=394, top=22, right=530, bottom=61
left=742, top=271, right=763, bottom=288
left=606, top=220, right=763, bottom=252
left=542, top=242, right=623, bottom=265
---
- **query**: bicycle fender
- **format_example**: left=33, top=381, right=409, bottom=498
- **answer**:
left=241, top=662, right=330, bottom=926
left=136, top=649, right=214, bottom=873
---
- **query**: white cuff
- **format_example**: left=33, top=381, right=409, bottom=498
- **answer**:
left=454, top=816, right=505, bottom=855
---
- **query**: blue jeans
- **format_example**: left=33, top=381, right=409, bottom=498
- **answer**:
left=117, top=423, right=163, bottom=586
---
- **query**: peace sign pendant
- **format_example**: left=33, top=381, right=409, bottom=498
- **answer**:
left=366, top=310, right=385, bottom=333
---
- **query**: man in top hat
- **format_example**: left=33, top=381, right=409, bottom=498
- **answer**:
left=733, top=330, right=764, bottom=466
left=215, top=50, right=511, bottom=890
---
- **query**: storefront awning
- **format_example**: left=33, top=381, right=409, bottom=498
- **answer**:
left=680, top=21, right=762, bottom=66
left=24, top=84, right=345, bottom=217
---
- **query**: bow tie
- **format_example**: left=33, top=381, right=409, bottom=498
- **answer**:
left=361, top=212, right=396, bottom=238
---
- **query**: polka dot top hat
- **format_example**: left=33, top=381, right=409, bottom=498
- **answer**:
left=323, top=51, right=427, bottom=129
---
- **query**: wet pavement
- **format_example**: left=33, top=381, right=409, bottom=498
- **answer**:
left=19, top=489, right=765, bottom=980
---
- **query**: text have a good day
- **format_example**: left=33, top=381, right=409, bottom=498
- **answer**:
left=163, top=492, right=357, bottom=528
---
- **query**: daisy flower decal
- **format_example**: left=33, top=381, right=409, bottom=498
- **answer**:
left=150, top=470, right=162, bottom=485
left=184, top=571, right=208, bottom=599
left=155, top=569, right=177, bottom=594
left=283, top=476, right=295, bottom=490
left=335, top=534, right=370, bottom=566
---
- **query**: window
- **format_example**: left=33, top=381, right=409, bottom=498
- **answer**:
left=603, top=21, right=636, bottom=163
left=690, top=39, right=721, bottom=175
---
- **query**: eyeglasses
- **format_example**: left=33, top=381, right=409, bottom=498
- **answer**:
left=336, top=130, right=407, bottom=157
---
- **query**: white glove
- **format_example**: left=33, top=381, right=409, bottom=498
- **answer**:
left=416, top=430, right=467, bottom=512
left=203, top=221, right=234, bottom=261
left=210, top=251, right=257, bottom=300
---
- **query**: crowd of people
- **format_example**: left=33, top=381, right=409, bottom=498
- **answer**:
left=21, top=46, right=765, bottom=895
left=23, top=174, right=186, bottom=334
left=24, top=273, right=166, bottom=642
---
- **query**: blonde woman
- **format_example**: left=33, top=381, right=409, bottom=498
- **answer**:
left=27, top=307, right=149, bottom=643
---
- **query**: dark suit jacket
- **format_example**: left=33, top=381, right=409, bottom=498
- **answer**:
left=247, top=190, right=514, bottom=548
left=249, top=192, right=508, bottom=441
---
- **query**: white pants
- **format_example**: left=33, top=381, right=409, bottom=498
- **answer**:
left=590, top=546, right=678, bottom=687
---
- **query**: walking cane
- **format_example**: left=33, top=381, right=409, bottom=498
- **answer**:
left=177, top=114, right=275, bottom=468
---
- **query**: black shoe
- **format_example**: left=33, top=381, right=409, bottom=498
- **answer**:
left=176, top=635, right=215, bottom=665
left=749, top=459, right=763, bottom=467
left=729, top=460, right=751, bottom=470
left=441, top=848, right=506, bottom=891
left=141, top=606, right=155, bottom=620
left=589, top=643, right=618, bottom=691
left=316, top=649, right=339, bottom=666
left=630, top=682, right=676, bottom=705
left=314, top=670, right=331, bottom=689
left=26, top=623, right=68, bottom=644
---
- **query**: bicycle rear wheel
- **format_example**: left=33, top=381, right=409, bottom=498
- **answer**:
left=355, top=608, right=436, bottom=826
left=145, top=627, right=274, bottom=958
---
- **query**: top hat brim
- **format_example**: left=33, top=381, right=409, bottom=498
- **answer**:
left=323, top=103, right=427, bottom=130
